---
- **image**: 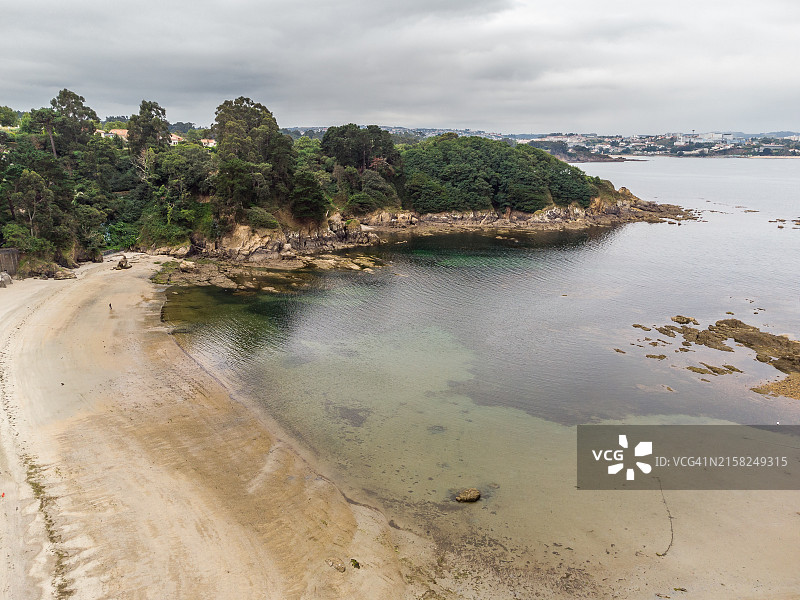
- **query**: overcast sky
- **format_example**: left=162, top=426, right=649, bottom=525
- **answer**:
left=3, top=0, right=799, bottom=135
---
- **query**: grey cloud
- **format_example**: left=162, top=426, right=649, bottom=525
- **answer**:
left=1, top=0, right=799, bottom=134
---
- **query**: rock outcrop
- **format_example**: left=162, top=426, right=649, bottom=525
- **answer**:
left=142, top=189, right=692, bottom=265
left=363, top=193, right=691, bottom=232
left=53, top=269, right=77, bottom=280
left=181, top=219, right=381, bottom=264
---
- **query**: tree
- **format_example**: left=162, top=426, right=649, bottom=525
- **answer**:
left=322, top=124, right=400, bottom=171
left=401, top=135, right=598, bottom=214
left=213, top=96, right=291, bottom=166
left=0, top=106, right=18, bottom=127
left=102, top=120, right=128, bottom=131
left=28, top=108, right=59, bottom=158
left=156, top=145, right=214, bottom=199
left=294, top=136, right=325, bottom=172
left=214, top=157, right=258, bottom=219
left=128, top=100, right=170, bottom=156
left=11, top=170, right=54, bottom=237
left=361, top=169, right=399, bottom=207
left=1, top=222, right=53, bottom=255
left=290, top=171, right=327, bottom=223
left=169, top=121, right=196, bottom=134
left=73, top=203, right=106, bottom=257
left=50, top=89, right=99, bottom=150
left=212, top=97, right=295, bottom=213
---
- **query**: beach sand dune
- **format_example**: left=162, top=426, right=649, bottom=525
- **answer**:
left=0, top=256, right=409, bottom=599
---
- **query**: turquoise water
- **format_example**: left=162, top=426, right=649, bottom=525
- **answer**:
left=163, top=157, right=800, bottom=575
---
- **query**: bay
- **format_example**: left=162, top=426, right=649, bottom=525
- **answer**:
left=162, top=156, right=800, bottom=590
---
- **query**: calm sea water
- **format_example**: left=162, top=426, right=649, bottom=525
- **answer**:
left=163, top=157, right=800, bottom=573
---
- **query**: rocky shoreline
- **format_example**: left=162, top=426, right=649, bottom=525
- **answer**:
left=153, top=252, right=383, bottom=293
left=151, top=197, right=690, bottom=291
left=2, top=189, right=693, bottom=286
left=143, top=192, right=693, bottom=289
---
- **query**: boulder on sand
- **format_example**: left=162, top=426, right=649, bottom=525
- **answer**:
left=456, top=488, right=481, bottom=502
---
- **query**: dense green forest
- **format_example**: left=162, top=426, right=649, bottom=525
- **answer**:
left=0, top=90, right=609, bottom=271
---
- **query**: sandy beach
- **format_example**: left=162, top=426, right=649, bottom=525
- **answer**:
left=0, top=255, right=417, bottom=599
left=1, top=254, right=799, bottom=599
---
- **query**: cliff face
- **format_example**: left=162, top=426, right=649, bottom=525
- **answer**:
left=146, top=189, right=691, bottom=262
left=149, top=214, right=381, bottom=262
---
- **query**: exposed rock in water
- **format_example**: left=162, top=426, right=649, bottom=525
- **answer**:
left=647, top=316, right=800, bottom=399
left=178, top=260, right=196, bottom=272
left=687, top=366, right=713, bottom=375
left=687, top=362, right=744, bottom=377
left=679, top=326, right=732, bottom=352
left=700, top=363, right=733, bottom=376
left=646, top=354, right=667, bottom=360
left=0, top=271, right=12, bottom=287
left=709, top=319, right=800, bottom=374
left=671, top=315, right=699, bottom=325
left=115, top=256, right=131, bottom=270
left=456, top=488, right=481, bottom=502
left=655, top=326, right=678, bottom=338
left=753, top=373, right=800, bottom=400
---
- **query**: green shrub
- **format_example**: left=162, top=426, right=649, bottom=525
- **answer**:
left=105, top=221, right=139, bottom=249
left=345, top=192, right=381, bottom=215
left=1, top=223, right=54, bottom=256
left=246, top=206, right=280, bottom=229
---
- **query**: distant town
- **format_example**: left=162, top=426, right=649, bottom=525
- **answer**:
left=5, top=109, right=799, bottom=161
left=284, top=125, right=800, bottom=160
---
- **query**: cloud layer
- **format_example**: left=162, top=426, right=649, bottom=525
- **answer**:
left=3, top=0, right=799, bottom=133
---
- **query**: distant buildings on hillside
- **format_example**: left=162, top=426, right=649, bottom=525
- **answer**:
left=93, top=129, right=216, bottom=148
left=87, top=123, right=800, bottom=158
